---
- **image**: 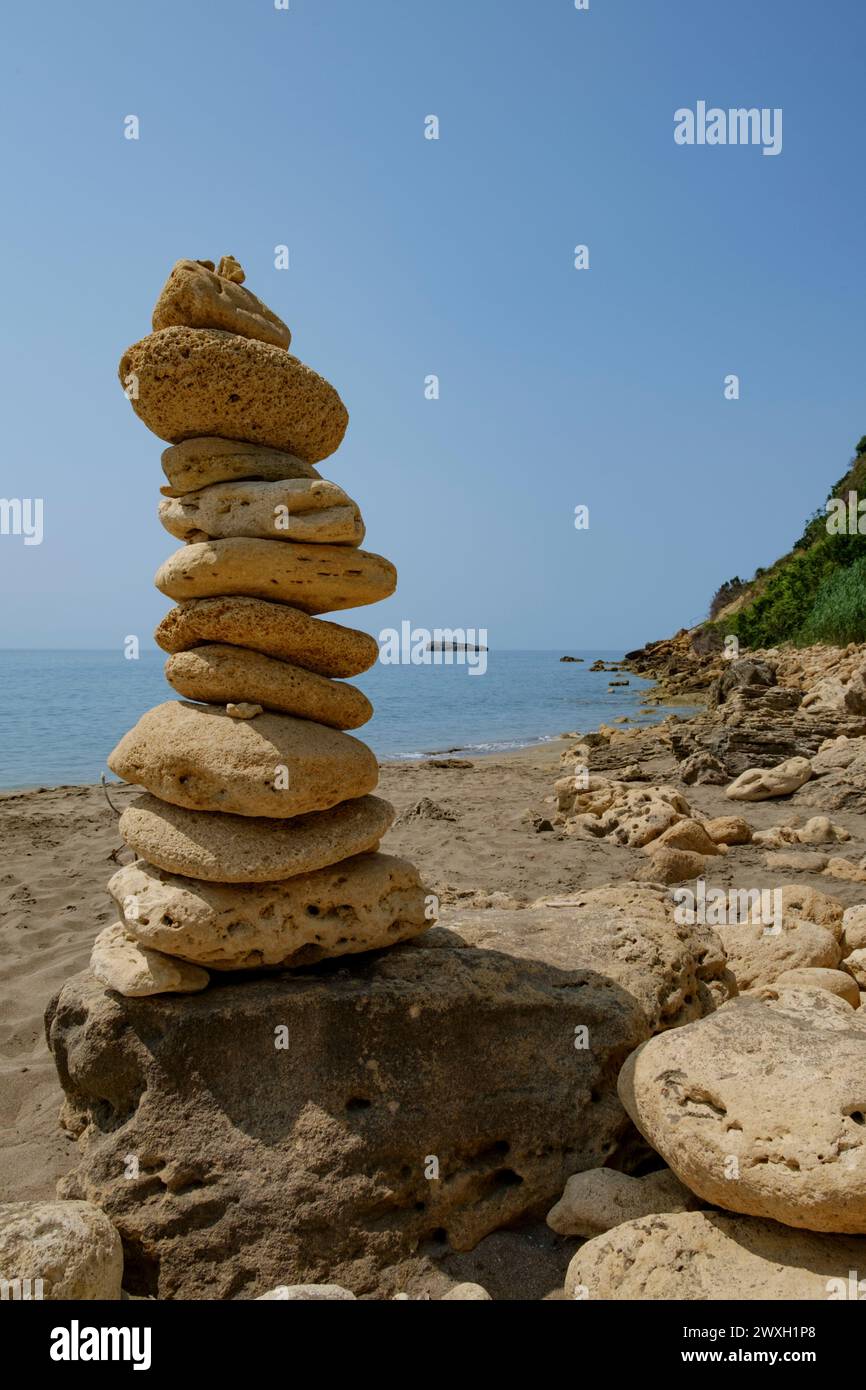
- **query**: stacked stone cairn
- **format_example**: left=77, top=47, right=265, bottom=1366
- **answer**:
left=93, top=255, right=432, bottom=996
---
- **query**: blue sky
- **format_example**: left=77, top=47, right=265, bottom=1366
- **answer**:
left=1, top=0, right=865, bottom=649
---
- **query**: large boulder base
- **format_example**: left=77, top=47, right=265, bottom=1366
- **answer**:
left=47, top=905, right=728, bottom=1300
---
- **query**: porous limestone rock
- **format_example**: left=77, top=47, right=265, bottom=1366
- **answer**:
left=702, top=815, right=752, bottom=845
left=107, top=700, right=378, bottom=818
left=90, top=923, right=209, bottom=997
left=773, top=967, right=860, bottom=1007
left=119, top=327, right=348, bottom=462
left=152, top=259, right=291, bottom=349
left=119, top=792, right=395, bottom=883
left=155, top=596, right=379, bottom=678
left=546, top=1166, right=698, bottom=1238
left=0, top=1200, right=124, bottom=1300
left=652, top=818, right=721, bottom=857
left=636, top=846, right=708, bottom=885
left=842, top=904, right=866, bottom=955
left=564, top=1211, right=866, bottom=1301
left=440, top=1283, right=492, bottom=1301
left=619, top=994, right=866, bottom=1232
left=725, top=756, right=812, bottom=801
left=109, top=853, right=431, bottom=969
left=155, top=538, right=396, bottom=614
left=46, top=902, right=711, bottom=1298
left=159, top=477, right=364, bottom=547
left=256, top=1284, right=356, bottom=1301
left=161, top=437, right=319, bottom=495
left=164, top=646, right=372, bottom=730
left=715, top=919, right=841, bottom=991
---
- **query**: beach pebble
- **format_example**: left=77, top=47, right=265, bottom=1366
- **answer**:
left=119, top=792, right=394, bottom=883
left=256, top=1284, right=356, bottom=1300
left=159, top=477, right=364, bottom=547
left=154, top=595, right=379, bottom=678
left=152, top=257, right=291, bottom=348
left=773, top=966, right=860, bottom=1007
left=725, top=756, right=812, bottom=801
left=161, top=436, right=319, bottom=496
left=0, top=1201, right=124, bottom=1300
left=165, top=646, right=372, bottom=730
left=91, top=923, right=209, bottom=997
left=119, top=327, right=348, bottom=462
left=546, top=1167, right=698, bottom=1238
left=440, top=1283, right=492, bottom=1301
left=108, top=700, right=378, bottom=818
left=155, top=538, right=396, bottom=615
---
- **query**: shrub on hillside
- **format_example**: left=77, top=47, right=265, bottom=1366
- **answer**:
left=798, top=555, right=866, bottom=645
left=723, top=533, right=866, bottom=648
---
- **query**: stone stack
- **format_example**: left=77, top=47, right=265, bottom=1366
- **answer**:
left=93, top=256, right=431, bottom=994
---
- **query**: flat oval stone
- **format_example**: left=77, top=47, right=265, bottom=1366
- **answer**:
left=154, top=597, right=379, bottom=678
left=164, top=646, right=372, bottom=729
left=109, top=852, right=430, bottom=969
left=154, top=538, right=396, bottom=614
left=107, top=700, right=378, bottom=817
left=91, top=922, right=209, bottom=997
left=119, top=793, right=395, bottom=882
left=161, top=437, right=319, bottom=496
left=119, top=328, right=348, bottom=463
left=152, top=259, right=291, bottom=349
left=159, top=478, right=364, bottom=546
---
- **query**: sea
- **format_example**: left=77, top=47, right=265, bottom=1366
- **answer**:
left=0, top=649, right=688, bottom=791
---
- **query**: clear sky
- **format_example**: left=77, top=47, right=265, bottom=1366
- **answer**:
left=1, top=0, right=865, bottom=650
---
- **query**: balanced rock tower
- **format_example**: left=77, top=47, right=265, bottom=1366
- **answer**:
left=94, top=255, right=432, bottom=993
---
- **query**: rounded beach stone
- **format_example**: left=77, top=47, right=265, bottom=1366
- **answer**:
left=107, top=700, right=378, bottom=817
left=90, top=922, right=210, bottom=997
left=618, top=994, right=866, bottom=1233
left=546, top=1167, right=698, bottom=1238
left=154, top=597, right=379, bottom=678
left=0, top=1200, right=124, bottom=1300
left=256, top=1284, right=356, bottom=1301
left=109, top=851, right=430, bottom=969
left=565, top=1210, right=866, bottom=1301
left=118, top=793, right=395, bottom=882
left=159, top=477, right=365, bottom=546
left=152, top=258, right=291, bottom=349
left=119, top=327, right=348, bottom=463
left=773, top=966, right=860, bottom=1007
left=164, top=646, right=372, bottom=729
left=155, top=538, right=396, bottom=615
left=161, top=437, right=320, bottom=496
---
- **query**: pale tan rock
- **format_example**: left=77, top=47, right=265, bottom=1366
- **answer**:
left=842, top=904, right=866, bottom=955
left=546, top=1167, right=698, bottom=1238
left=152, top=258, right=291, bottom=349
left=440, top=1283, right=492, bottom=1301
left=619, top=995, right=866, bottom=1233
left=119, top=327, right=348, bottom=463
left=636, top=846, right=708, bottom=885
left=108, top=700, right=378, bottom=818
left=565, top=1211, right=866, bottom=1300
left=226, top=702, right=263, bottom=719
left=716, top=918, right=841, bottom=991
left=774, top=967, right=860, bottom=1007
left=824, top=856, right=866, bottom=884
left=161, top=437, right=319, bottom=496
left=725, top=756, right=813, bottom=801
left=798, top=815, right=851, bottom=845
left=159, top=477, right=364, bottom=547
left=653, top=818, right=721, bottom=856
left=765, top=850, right=828, bottom=872
left=750, top=984, right=861, bottom=1029
left=702, top=815, right=752, bottom=845
left=155, top=596, right=379, bottom=678
left=90, top=923, right=209, bottom=997
left=164, top=646, right=372, bottom=730
left=109, top=852, right=431, bottom=969
left=256, top=1284, right=356, bottom=1300
left=119, top=793, right=395, bottom=883
left=844, top=949, right=866, bottom=988
left=0, top=1201, right=123, bottom=1300
left=155, top=538, right=396, bottom=615
left=776, top=884, right=845, bottom=935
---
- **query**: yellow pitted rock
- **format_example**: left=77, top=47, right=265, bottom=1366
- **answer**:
left=90, top=922, right=209, bottom=997
left=159, top=477, right=364, bottom=547
left=161, top=437, right=320, bottom=496
left=164, top=645, right=372, bottom=730
left=119, top=327, right=348, bottom=463
left=154, top=596, right=379, bottom=678
left=152, top=257, right=291, bottom=349
left=119, top=792, right=395, bottom=883
left=107, top=700, right=378, bottom=817
left=109, top=852, right=431, bottom=970
left=154, top=538, right=396, bottom=614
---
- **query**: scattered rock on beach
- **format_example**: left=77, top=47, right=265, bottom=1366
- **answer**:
left=0, top=1201, right=124, bottom=1300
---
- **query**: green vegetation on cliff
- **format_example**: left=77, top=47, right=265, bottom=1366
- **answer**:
left=708, top=439, right=866, bottom=648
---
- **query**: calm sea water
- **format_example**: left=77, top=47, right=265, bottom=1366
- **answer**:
left=0, top=649, right=683, bottom=790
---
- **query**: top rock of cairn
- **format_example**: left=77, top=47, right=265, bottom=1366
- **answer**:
left=97, top=256, right=431, bottom=995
